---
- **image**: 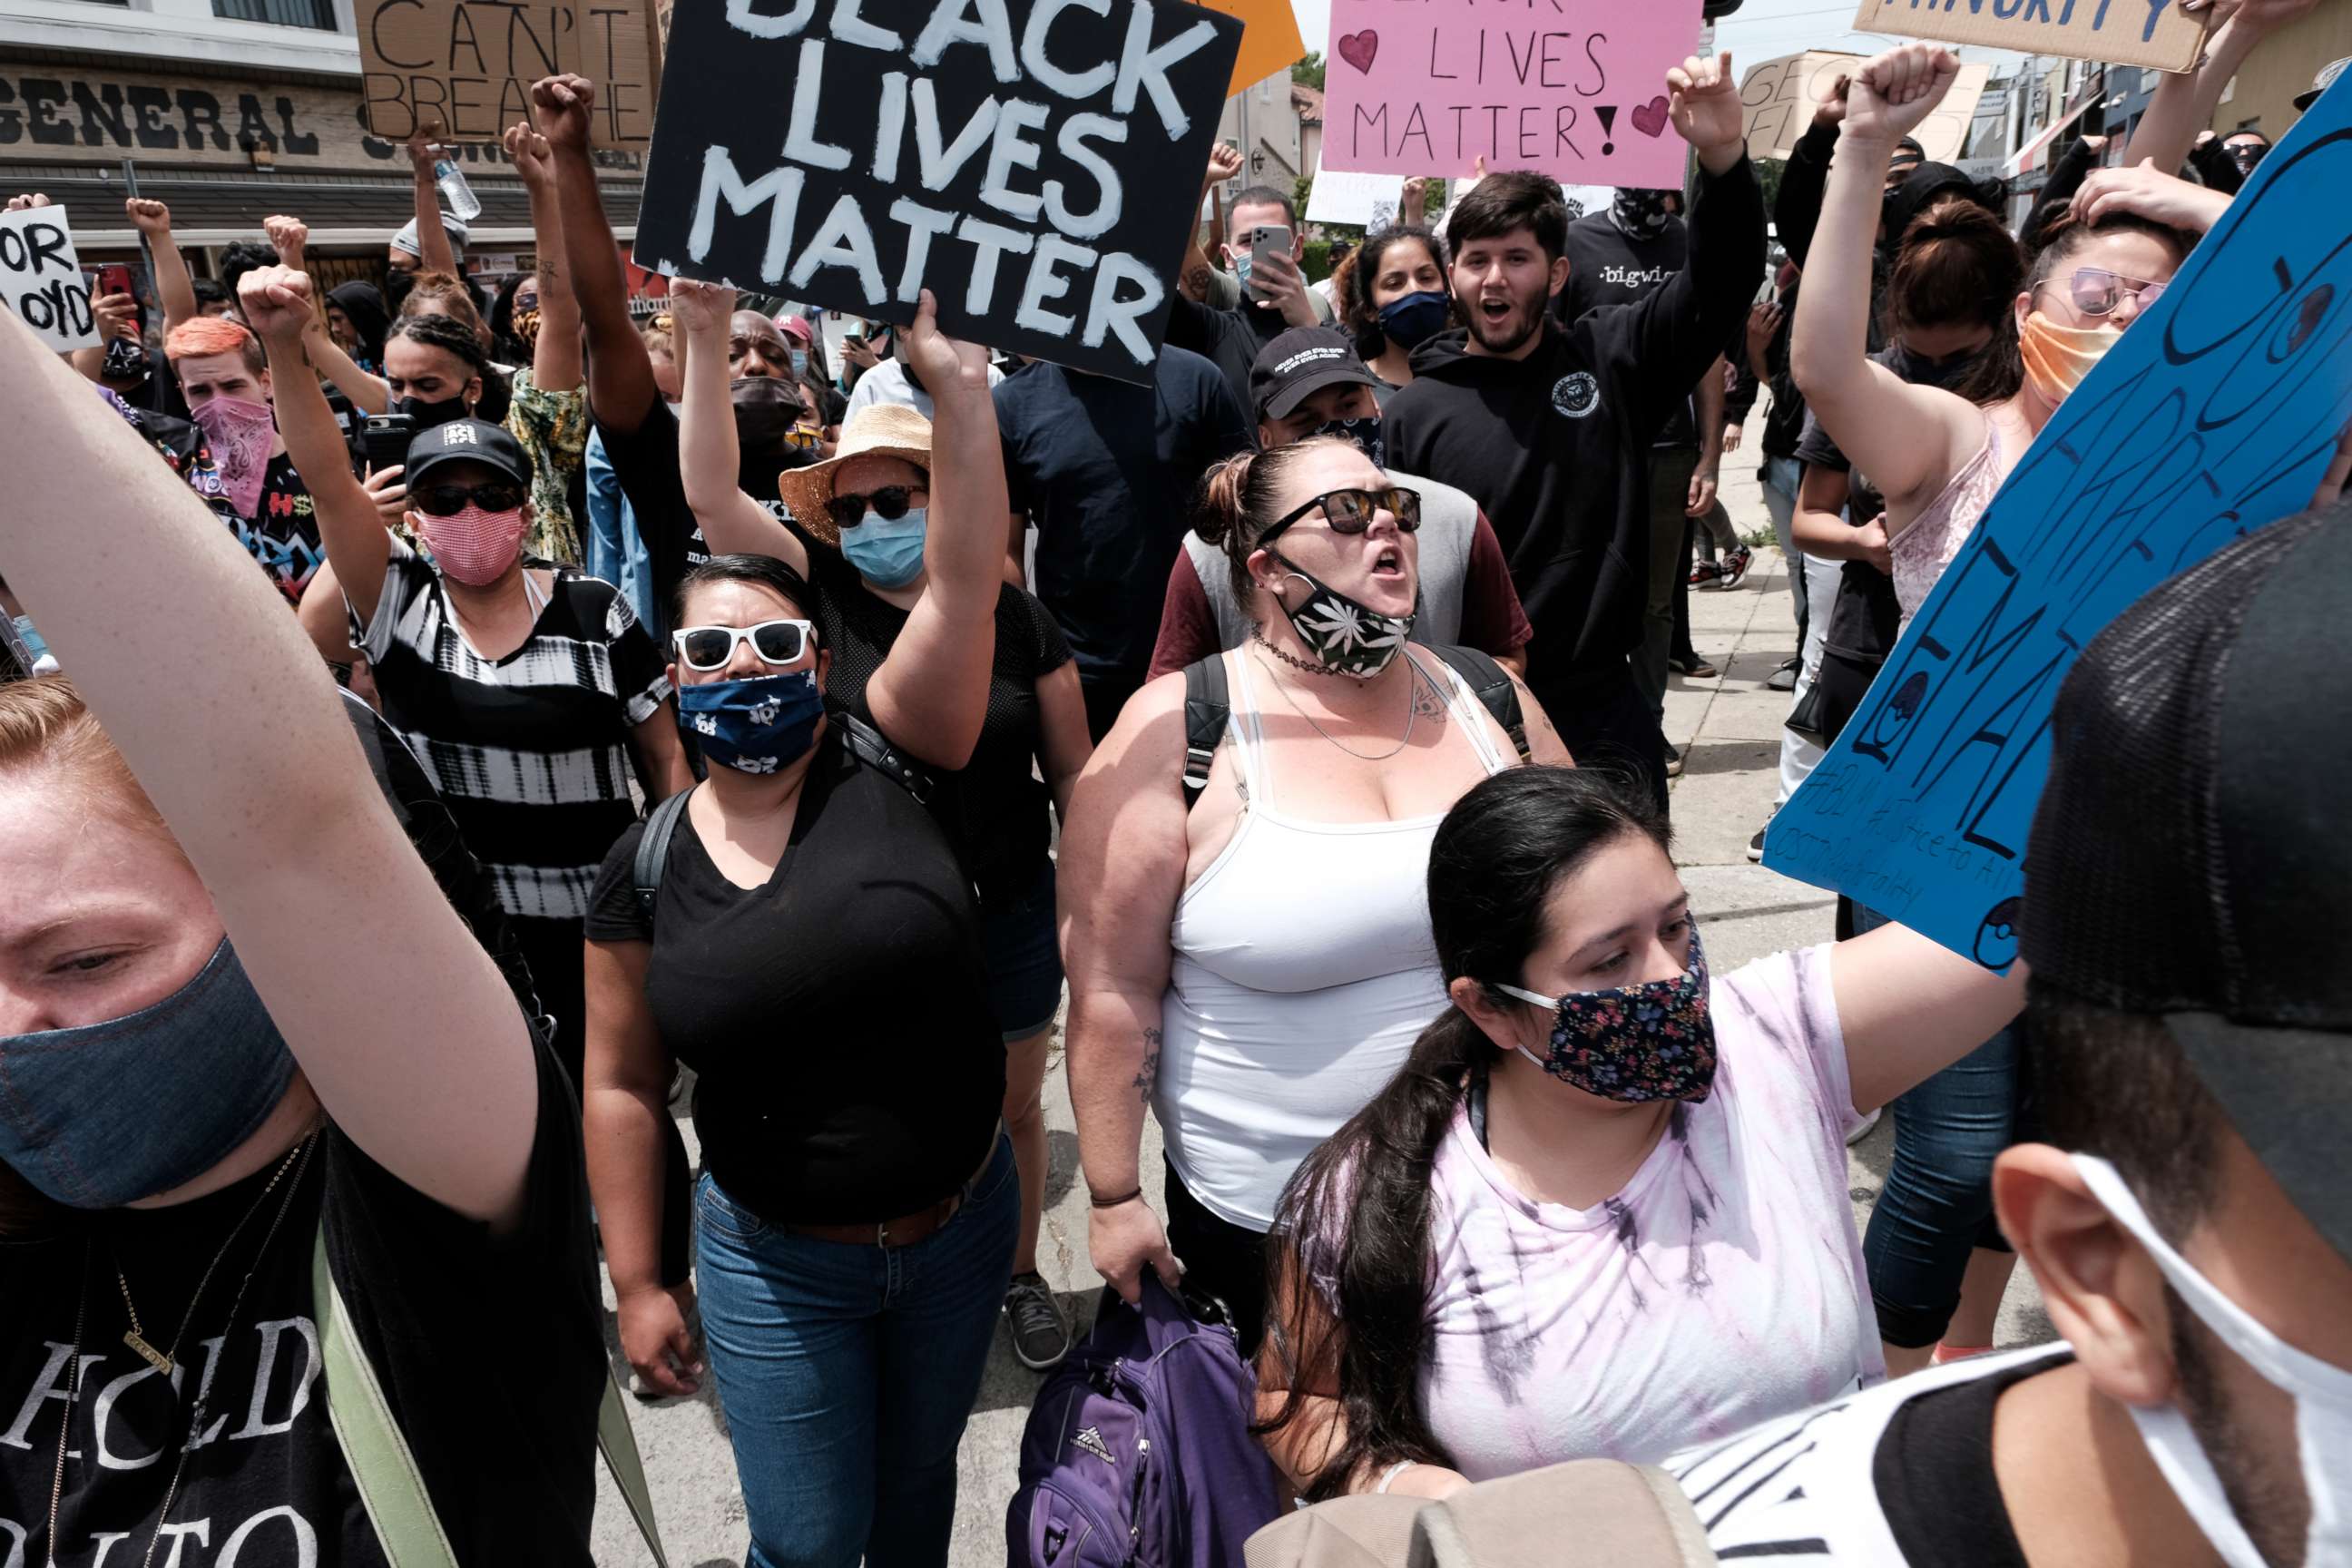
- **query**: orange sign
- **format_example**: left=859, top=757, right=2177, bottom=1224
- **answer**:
left=1191, top=0, right=1307, bottom=97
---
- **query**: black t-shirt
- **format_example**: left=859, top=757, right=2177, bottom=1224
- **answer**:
left=1555, top=211, right=1699, bottom=449
left=1164, top=294, right=1292, bottom=418
left=801, top=545, right=1073, bottom=903
left=590, top=392, right=710, bottom=637
left=214, top=452, right=325, bottom=605
left=583, top=728, right=1003, bottom=1226
left=0, top=1040, right=603, bottom=1565
left=1871, top=1356, right=2039, bottom=1568
left=995, top=348, right=1253, bottom=688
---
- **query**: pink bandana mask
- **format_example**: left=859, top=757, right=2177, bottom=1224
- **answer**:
left=188, top=395, right=277, bottom=523
left=415, top=504, right=530, bottom=585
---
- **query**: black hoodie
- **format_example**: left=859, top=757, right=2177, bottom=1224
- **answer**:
left=1384, top=157, right=1765, bottom=707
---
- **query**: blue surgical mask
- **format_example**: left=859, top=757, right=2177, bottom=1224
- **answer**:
left=838, top=506, right=928, bottom=590
left=678, top=670, right=825, bottom=776
left=1377, top=289, right=1450, bottom=349
left=0, top=938, right=299, bottom=1209
left=790, top=348, right=808, bottom=377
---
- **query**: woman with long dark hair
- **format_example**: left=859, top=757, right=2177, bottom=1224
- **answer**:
left=1340, top=226, right=1453, bottom=392
left=1257, top=766, right=2031, bottom=1498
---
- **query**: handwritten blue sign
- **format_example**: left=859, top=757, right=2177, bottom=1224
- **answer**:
left=1765, top=81, right=2352, bottom=968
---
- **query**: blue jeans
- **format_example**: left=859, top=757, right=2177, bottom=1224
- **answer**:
left=1851, top=903, right=2022, bottom=1349
left=695, top=1132, right=1019, bottom=1567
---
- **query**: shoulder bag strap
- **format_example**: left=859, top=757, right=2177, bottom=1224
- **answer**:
left=1181, top=653, right=1231, bottom=812
left=315, top=1223, right=673, bottom=1568
left=1428, top=645, right=1530, bottom=765
left=632, top=787, right=696, bottom=922
left=839, top=711, right=936, bottom=805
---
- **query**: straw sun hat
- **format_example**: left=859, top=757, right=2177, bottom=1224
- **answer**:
left=776, top=403, right=934, bottom=545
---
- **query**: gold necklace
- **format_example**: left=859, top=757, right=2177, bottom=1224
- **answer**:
left=110, top=1132, right=307, bottom=1375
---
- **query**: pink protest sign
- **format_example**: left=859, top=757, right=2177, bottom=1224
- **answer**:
left=1320, top=0, right=1703, bottom=186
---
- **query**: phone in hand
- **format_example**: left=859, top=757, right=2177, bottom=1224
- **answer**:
left=1248, top=225, right=1293, bottom=293
left=363, top=413, right=416, bottom=476
left=93, top=263, right=134, bottom=301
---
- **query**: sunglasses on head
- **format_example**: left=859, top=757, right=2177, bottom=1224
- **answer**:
left=826, top=485, right=924, bottom=533
left=1261, top=485, right=1424, bottom=546
left=672, top=618, right=816, bottom=671
left=2046, top=267, right=2168, bottom=318
left=413, top=481, right=525, bottom=516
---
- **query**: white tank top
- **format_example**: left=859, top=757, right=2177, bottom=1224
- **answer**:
left=1159, top=647, right=1513, bottom=1231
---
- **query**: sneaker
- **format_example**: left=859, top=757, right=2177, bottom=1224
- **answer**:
left=1663, top=742, right=1684, bottom=779
left=1717, top=545, right=1753, bottom=591
left=1004, top=1271, right=1073, bottom=1370
left=1766, top=663, right=1798, bottom=692
left=1688, top=559, right=1723, bottom=587
left=1747, top=824, right=1768, bottom=861
left=1846, top=1107, right=1883, bottom=1146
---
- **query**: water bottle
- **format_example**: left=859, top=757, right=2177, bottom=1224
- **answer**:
left=431, top=146, right=482, bottom=222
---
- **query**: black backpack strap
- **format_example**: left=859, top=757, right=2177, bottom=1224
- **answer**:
left=839, top=711, right=936, bottom=805
left=1430, top=645, right=1532, bottom=764
left=632, top=787, right=696, bottom=924
left=1181, top=654, right=1231, bottom=812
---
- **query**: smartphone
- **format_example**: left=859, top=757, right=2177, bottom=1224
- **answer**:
left=363, top=413, right=416, bottom=476
left=1248, top=224, right=1293, bottom=292
left=93, top=263, right=133, bottom=300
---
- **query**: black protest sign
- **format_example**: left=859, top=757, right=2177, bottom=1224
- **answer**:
left=632, top=0, right=1242, bottom=383
left=0, top=204, right=98, bottom=354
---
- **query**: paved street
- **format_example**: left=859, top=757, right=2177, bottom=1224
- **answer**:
left=590, top=452, right=2053, bottom=1566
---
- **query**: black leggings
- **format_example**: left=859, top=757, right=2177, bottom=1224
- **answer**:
left=1162, top=1159, right=1272, bottom=1357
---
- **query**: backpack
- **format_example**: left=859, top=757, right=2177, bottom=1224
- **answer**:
left=1008, top=1271, right=1283, bottom=1568
left=632, top=711, right=935, bottom=918
left=1181, top=647, right=1531, bottom=809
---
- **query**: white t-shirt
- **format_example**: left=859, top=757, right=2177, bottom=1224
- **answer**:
left=842, top=357, right=1005, bottom=421
left=1666, top=1343, right=2070, bottom=1564
left=1416, top=946, right=1885, bottom=1475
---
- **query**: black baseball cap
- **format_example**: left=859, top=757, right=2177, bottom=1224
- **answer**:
left=1250, top=328, right=1381, bottom=422
left=404, top=417, right=531, bottom=488
left=2024, top=504, right=2352, bottom=1264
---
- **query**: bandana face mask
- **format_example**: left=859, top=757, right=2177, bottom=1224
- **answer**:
left=1612, top=189, right=1679, bottom=240
left=1494, top=926, right=1716, bottom=1102
left=2019, top=311, right=2123, bottom=407
left=1265, top=553, right=1415, bottom=678
left=189, top=394, right=278, bottom=523
left=1308, top=416, right=1385, bottom=468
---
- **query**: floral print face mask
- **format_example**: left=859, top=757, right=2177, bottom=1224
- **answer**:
left=1266, top=552, right=1416, bottom=678
left=1492, top=926, right=1716, bottom=1102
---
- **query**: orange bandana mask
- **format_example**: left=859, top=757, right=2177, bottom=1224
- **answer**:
left=2019, top=311, right=2122, bottom=407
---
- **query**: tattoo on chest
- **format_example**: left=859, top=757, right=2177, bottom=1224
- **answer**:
left=1412, top=672, right=1448, bottom=721
left=1133, top=1027, right=1162, bottom=1102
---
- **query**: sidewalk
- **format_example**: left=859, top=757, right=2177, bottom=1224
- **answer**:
left=589, top=496, right=2053, bottom=1567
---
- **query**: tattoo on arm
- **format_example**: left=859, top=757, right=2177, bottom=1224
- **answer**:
left=1182, top=261, right=1212, bottom=301
left=1508, top=670, right=1567, bottom=756
left=1132, top=1026, right=1163, bottom=1102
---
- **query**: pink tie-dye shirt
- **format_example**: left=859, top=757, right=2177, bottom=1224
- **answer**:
left=1417, top=945, right=1883, bottom=1477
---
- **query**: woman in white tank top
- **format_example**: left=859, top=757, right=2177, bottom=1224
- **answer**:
left=1059, top=436, right=1574, bottom=1351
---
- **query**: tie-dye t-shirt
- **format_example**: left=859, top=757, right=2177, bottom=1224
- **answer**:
left=1418, top=944, right=1883, bottom=1476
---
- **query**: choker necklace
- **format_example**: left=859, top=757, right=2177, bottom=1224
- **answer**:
left=1253, top=652, right=1420, bottom=761
left=1250, top=622, right=1353, bottom=679
left=47, top=1132, right=320, bottom=1568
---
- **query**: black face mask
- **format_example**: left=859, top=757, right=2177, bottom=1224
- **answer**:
left=2225, top=140, right=2269, bottom=176
left=1895, top=340, right=1985, bottom=387
left=395, top=393, right=471, bottom=433
left=102, top=337, right=151, bottom=385
left=730, top=376, right=804, bottom=459
left=1308, top=416, right=1385, bottom=468
left=1612, top=189, right=1679, bottom=240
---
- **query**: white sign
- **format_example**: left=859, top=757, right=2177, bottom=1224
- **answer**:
left=1307, top=169, right=1406, bottom=229
left=0, top=204, right=99, bottom=354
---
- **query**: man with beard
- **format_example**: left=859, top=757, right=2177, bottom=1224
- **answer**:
left=1382, top=50, right=1764, bottom=809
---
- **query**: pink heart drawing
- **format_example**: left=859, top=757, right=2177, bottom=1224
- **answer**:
left=1337, top=30, right=1379, bottom=74
left=1630, top=94, right=1671, bottom=138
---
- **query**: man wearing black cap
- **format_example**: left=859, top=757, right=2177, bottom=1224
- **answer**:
left=1676, top=505, right=2352, bottom=1567
left=1146, top=327, right=1531, bottom=679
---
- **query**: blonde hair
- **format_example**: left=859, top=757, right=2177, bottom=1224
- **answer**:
left=0, top=675, right=172, bottom=842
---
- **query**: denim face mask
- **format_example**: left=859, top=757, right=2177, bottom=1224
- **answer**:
left=0, top=938, right=299, bottom=1208
left=1493, top=926, right=1716, bottom=1102
left=678, top=669, right=825, bottom=775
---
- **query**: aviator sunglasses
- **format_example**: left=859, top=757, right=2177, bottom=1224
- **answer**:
left=2043, top=266, right=2168, bottom=318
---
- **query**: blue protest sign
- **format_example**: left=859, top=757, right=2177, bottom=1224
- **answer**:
left=1764, top=81, right=2352, bottom=968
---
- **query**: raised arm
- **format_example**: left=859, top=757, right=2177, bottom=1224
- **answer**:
left=1789, top=44, right=1983, bottom=516
left=1181, top=141, right=1246, bottom=303
left=0, top=308, right=539, bottom=1227
left=2122, top=0, right=2312, bottom=176
left=506, top=122, right=582, bottom=391
left=241, top=266, right=395, bottom=622
left=669, top=279, right=809, bottom=568
left=1773, top=85, right=1843, bottom=270
left=533, top=74, right=660, bottom=431
left=862, top=292, right=1006, bottom=767
left=124, top=197, right=197, bottom=331
left=1835, top=923, right=2029, bottom=1114
left=268, top=212, right=390, bottom=413
left=405, top=127, right=458, bottom=277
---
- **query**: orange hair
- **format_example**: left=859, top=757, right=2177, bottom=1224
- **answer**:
left=164, top=315, right=263, bottom=372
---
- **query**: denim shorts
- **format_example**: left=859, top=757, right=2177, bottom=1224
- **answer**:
left=981, top=856, right=1063, bottom=1043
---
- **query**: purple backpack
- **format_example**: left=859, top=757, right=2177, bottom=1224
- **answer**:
left=1007, top=1273, right=1282, bottom=1568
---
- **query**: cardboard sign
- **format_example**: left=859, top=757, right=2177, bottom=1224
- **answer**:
left=631, top=0, right=1243, bottom=384
left=0, top=205, right=99, bottom=354
left=1763, top=81, right=2352, bottom=967
left=1320, top=0, right=1701, bottom=185
left=1740, top=50, right=1987, bottom=164
left=1306, top=168, right=1404, bottom=228
left=358, top=0, right=662, bottom=148
left=1193, top=0, right=1306, bottom=99
left=1851, top=0, right=2207, bottom=74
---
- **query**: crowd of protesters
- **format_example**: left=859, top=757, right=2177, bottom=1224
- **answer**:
left=4, top=5, right=2349, bottom=1565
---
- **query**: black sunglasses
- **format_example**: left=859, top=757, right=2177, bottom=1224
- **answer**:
left=1261, top=486, right=1423, bottom=547
left=827, top=484, right=925, bottom=533
left=672, top=618, right=816, bottom=671
left=413, top=481, right=525, bottom=516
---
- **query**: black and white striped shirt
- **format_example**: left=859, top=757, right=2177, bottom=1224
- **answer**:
left=1666, top=1345, right=2067, bottom=1565
left=354, top=546, right=671, bottom=925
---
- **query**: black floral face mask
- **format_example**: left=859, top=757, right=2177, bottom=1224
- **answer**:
left=1494, top=926, right=1716, bottom=1103
left=1266, top=553, right=1415, bottom=677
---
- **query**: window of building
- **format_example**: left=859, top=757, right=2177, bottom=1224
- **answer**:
left=212, top=0, right=338, bottom=27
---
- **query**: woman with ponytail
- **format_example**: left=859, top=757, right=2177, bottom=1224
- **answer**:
left=1341, top=227, right=1454, bottom=392
left=1063, top=436, right=1572, bottom=1355
left=1257, top=766, right=2034, bottom=1496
